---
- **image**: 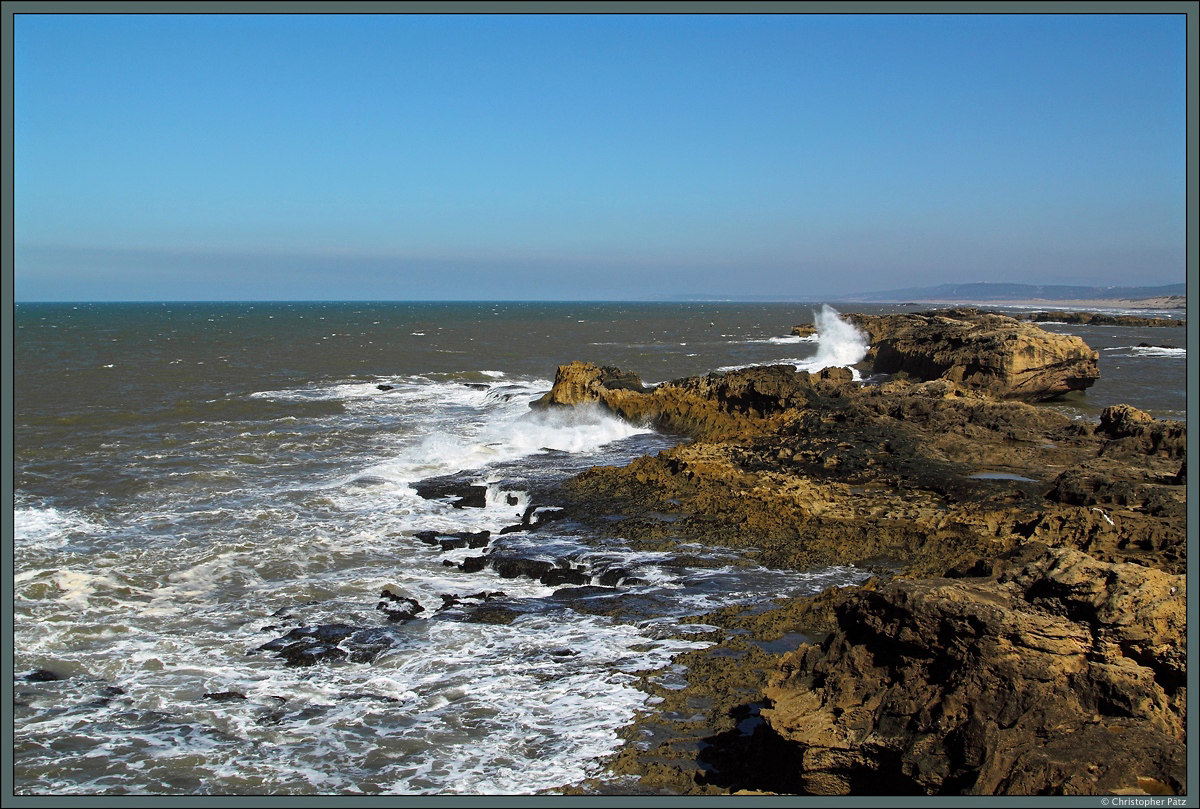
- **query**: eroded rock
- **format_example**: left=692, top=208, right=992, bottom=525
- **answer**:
left=758, top=548, right=1186, bottom=795
left=844, top=309, right=1100, bottom=400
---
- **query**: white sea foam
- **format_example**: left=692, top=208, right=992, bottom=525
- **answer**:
left=15, top=364, right=861, bottom=796
left=798, top=305, right=869, bottom=372
left=719, top=305, right=868, bottom=379
left=1103, top=345, right=1186, bottom=358
left=351, top=398, right=652, bottom=487
left=14, top=505, right=104, bottom=548
left=742, top=334, right=819, bottom=345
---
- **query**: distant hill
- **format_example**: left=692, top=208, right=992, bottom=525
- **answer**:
left=844, top=282, right=1186, bottom=302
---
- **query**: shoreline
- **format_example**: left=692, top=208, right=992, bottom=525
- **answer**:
left=848, top=296, right=1186, bottom=311
left=544, top=309, right=1186, bottom=796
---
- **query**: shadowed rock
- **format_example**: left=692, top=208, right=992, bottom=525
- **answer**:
left=757, top=547, right=1185, bottom=796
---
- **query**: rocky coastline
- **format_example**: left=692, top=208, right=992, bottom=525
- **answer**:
left=542, top=307, right=1186, bottom=796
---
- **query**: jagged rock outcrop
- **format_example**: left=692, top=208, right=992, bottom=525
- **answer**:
left=1096, top=404, right=1186, bottom=460
left=840, top=309, right=1099, bottom=401
left=533, top=361, right=853, bottom=441
left=758, top=547, right=1185, bottom=795
left=539, top=317, right=1182, bottom=796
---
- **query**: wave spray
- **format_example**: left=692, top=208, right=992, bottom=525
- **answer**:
left=800, top=305, right=869, bottom=373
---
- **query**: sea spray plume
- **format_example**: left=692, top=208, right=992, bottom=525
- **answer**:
left=805, top=305, right=869, bottom=371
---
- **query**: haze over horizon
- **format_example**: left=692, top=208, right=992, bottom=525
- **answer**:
left=14, top=13, right=1187, bottom=302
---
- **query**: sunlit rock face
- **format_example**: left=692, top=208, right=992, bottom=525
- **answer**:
left=843, top=309, right=1100, bottom=401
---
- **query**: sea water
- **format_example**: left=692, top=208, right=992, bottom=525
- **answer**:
left=12, top=301, right=1185, bottom=794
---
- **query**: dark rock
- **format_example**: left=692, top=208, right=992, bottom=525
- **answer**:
left=459, top=556, right=488, bottom=574
left=411, top=477, right=488, bottom=508
left=258, top=624, right=357, bottom=666
left=258, top=623, right=399, bottom=667
left=376, top=384, right=394, bottom=391
left=526, top=506, right=566, bottom=529
left=540, top=566, right=590, bottom=587
left=412, top=529, right=492, bottom=551
left=462, top=605, right=521, bottom=625
left=439, top=530, right=492, bottom=551
left=204, top=691, right=247, bottom=702
left=376, top=588, right=425, bottom=622
left=341, top=628, right=401, bottom=664
left=275, top=641, right=348, bottom=667
left=25, top=669, right=64, bottom=682
left=492, top=558, right=554, bottom=580
left=597, top=567, right=632, bottom=587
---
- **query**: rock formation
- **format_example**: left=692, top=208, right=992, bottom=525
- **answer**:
left=541, top=311, right=1185, bottom=796
left=533, top=361, right=852, bottom=440
left=759, top=547, right=1185, bottom=795
left=836, top=309, right=1100, bottom=401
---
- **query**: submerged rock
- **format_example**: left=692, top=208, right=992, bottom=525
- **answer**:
left=376, top=588, right=425, bottom=622
left=256, top=624, right=399, bottom=666
left=24, top=669, right=65, bottom=682
left=204, top=690, right=248, bottom=702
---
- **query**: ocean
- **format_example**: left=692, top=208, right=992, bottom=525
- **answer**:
left=12, top=300, right=1186, bottom=795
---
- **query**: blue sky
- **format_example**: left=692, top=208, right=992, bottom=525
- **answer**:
left=13, top=12, right=1187, bottom=301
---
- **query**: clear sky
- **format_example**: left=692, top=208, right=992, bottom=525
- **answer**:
left=13, top=12, right=1188, bottom=301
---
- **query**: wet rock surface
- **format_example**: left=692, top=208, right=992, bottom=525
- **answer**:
left=543, top=313, right=1185, bottom=796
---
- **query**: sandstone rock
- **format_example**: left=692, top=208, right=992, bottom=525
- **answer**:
left=537, top=345, right=1182, bottom=795
left=532, top=361, right=849, bottom=441
left=845, top=309, right=1099, bottom=401
left=1096, top=405, right=1186, bottom=459
left=759, top=547, right=1186, bottom=795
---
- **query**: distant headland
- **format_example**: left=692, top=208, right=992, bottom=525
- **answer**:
left=645, top=283, right=1185, bottom=309
left=841, top=282, right=1186, bottom=309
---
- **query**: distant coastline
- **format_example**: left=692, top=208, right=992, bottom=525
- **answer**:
left=888, top=296, right=1185, bottom=310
